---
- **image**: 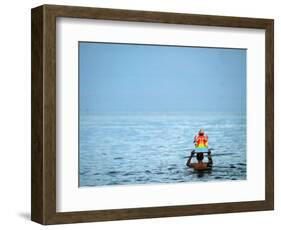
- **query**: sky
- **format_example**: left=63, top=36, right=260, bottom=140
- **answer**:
left=79, top=42, right=246, bottom=113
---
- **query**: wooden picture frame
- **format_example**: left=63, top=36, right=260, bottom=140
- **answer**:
left=31, top=4, right=274, bottom=225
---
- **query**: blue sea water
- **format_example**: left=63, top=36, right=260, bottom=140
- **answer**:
left=79, top=112, right=246, bottom=187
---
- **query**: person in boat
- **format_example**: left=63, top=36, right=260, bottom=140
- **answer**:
left=186, top=128, right=213, bottom=167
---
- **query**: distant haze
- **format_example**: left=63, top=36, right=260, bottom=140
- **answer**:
left=79, top=42, right=246, bottom=113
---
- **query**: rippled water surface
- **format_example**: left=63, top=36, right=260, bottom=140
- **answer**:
left=79, top=113, right=246, bottom=187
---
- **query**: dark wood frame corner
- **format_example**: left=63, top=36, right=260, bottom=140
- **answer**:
left=31, top=4, right=274, bottom=225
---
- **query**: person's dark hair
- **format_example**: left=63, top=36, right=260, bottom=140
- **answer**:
left=196, top=153, right=204, bottom=161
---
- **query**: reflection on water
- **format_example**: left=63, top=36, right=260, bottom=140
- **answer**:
left=79, top=112, right=246, bottom=187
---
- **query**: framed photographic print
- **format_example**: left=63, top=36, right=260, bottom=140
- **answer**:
left=31, top=4, right=274, bottom=225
